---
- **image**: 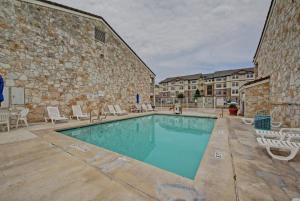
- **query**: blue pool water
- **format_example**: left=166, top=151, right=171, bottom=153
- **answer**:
left=60, top=115, right=215, bottom=179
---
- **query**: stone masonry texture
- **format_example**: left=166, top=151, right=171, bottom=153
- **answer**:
left=243, top=81, right=271, bottom=118
left=0, top=0, right=155, bottom=122
left=254, top=0, right=300, bottom=127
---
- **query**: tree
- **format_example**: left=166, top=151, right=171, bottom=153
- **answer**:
left=177, top=93, right=185, bottom=99
left=194, top=89, right=201, bottom=99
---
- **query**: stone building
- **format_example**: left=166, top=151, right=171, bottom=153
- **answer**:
left=241, top=0, right=300, bottom=127
left=239, top=77, right=271, bottom=117
left=0, top=0, right=155, bottom=121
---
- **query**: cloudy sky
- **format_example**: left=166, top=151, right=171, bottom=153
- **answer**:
left=53, top=0, right=271, bottom=82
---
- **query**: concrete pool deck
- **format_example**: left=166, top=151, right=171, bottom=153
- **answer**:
left=0, top=110, right=299, bottom=200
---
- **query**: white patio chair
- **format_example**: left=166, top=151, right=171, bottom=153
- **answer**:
left=72, top=105, right=89, bottom=120
left=114, top=105, right=127, bottom=115
left=47, top=106, right=68, bottom=124
left=16, top=108, right=29, bottom=128
left=146, top=103, right=154, bottom=111
left=256, top=128, right=300, bottom=141
left=0, top=110, right=10, bottom=132
left=141, top=104, right=148, bottom=112
left=257, top=137, right=300, bottom=161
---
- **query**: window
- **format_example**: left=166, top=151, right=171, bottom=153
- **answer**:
left=247, top=73, right=254, bottom=78
left=95, top=27, right=106, bottom=43
left=232, top=89, right=239, bottom=94
left=223, top=83, right=226, bottom=88
left=216, top=84, right=222, bottom=88
left=232, top=82, right=239, bottom=87
left=191, top=80, right=197, bottom=84
left=207, top=85, right=213, bottom=95
left=163, top=88, right=167, bottom=91
left=192, top=86, right=197, bottom=90
left=179, top=86, right=184, bottom=90
left=171, top=87, right=175, bottom=90
left=216, top=78, right=222, bottom=81
left=216, top=90, right=222, bottom=95
left=180, top=81, right=184, bottom=84
left=232, top=75, right=239, bottom=79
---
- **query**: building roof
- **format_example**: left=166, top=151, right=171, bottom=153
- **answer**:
left=253, top=0, right=275, bottom=62
left=159, top=73, right=203, bottom=84
left=210, top=67, right=254, bottom=78
left=159, top=67, right=254, bottom=84
left=32, top=0, right=155, bottom=76
left=242, top=75, right=270, bottom=87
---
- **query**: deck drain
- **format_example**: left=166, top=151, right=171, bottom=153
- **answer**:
left=214, top=151, right=223, bottom=159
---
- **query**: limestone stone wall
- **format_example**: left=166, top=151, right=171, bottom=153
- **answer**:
left=0, top=0, right=155, bottom=121
left=254, top=0, right=300, bottom=127
left=242, top=81, right=271, bottom=118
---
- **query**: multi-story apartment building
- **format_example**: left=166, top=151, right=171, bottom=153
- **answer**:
left=204, top=68, right=255, bottom=102
left=158, top=67, right=255, bottom=103
left=158, top=74, right=204, bottom=103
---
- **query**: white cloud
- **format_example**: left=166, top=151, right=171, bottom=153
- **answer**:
left=52, top=0, right=271, bottom=81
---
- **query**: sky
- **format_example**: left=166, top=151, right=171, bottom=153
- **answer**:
left=52, top=0, right=271, bottom=82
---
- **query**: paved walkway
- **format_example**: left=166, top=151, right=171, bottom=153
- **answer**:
left=228, top=117, right=300, bottom=201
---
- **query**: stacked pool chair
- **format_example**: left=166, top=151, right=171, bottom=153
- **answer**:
left=254, top=111, right=271, bottom=130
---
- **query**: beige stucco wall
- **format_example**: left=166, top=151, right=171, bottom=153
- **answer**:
left=254, top=0, right=300, bottom=127
left=0, top=0, right=155, bottom=121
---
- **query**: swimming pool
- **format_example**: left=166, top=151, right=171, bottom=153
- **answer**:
left=60, top=114, right=215, bottom=179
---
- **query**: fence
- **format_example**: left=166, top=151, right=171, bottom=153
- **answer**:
left=156, top=97, right=228, bottom=109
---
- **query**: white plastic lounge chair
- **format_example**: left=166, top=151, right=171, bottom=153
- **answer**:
left=106, top=105, right=116, bottom=115
left=257, top=137, right=300, bottom=161
left=72, top=105, right=89, bottom=120
left=141, top=104, right=148, bottom=112
left=114, top=105, right=127, bottom=115
left=242, top=117, right=282, bottom=128
left=146, top=103, right=154, bottom=111
left=0, top=110, right=10, bottom=132
left=47, top=106, right=68, bottom=124
left=242, top=117, right=254, bottom=125
left=271, top=121, right=282, bottom=128
left=16, top=108, right=29, bottom=128
left=256, top=128, right=300, bottom=141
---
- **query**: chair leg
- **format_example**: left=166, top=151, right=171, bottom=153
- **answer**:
left=24, top=119, right=28, bottom=127
left=266, top=147, right=298, bottom=161
left=16, top=118, right=19, bottom=128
